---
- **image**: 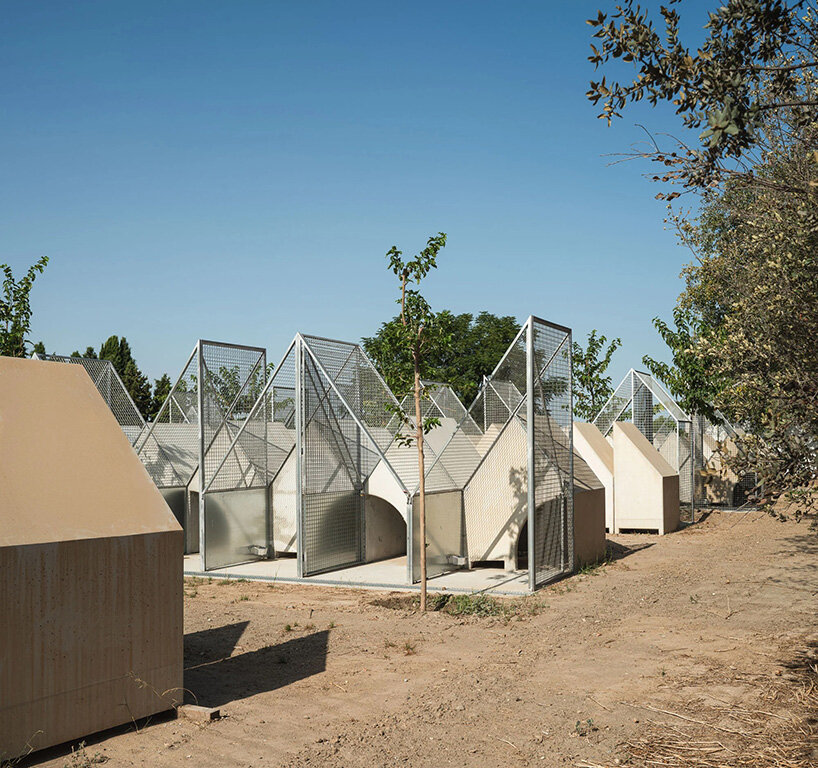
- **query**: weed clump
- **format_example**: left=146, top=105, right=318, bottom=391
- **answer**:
left=372, top=592, right=545, bottom=619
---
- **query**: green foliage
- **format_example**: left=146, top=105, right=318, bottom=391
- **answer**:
left=32, top=341, right=46, bottom=356
left=0, top=256, right=49, bottom=357
left=150, top=373, right=172, bottom=419
left=642, top=308, right=722, bottom=422
left=677, top=174, right=818, bottom=514
left=572, top=329, right=621, bottom=420
left=80, top=335, right=153, bottom=417
left=382, top=233, right=450, bottom=444
left=587, top=1, right=818, bottom=195
left=363, top=311, right=520, bottom=405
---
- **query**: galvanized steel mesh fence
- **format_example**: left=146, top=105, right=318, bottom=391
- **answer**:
left=32, top=353, right=145, bottom=443
left=299, top=335, right=402, bottom=575
left=135, top=348, right=201, bottom=487
left=200, top=342, right=267, bottom=493
left=420, top=317, right=574, bottom=588
left=530, top=318, right=574, bottom=585
left=593, top=369, right=695, bottom=520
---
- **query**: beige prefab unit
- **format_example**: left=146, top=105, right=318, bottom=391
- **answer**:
left=612, top=422, right=680, bottom=534
left=573, top=422, right=614, bottom=532
left=0, top=357, right=183, bottom=760
left=572, top=452, right=607, bottom=567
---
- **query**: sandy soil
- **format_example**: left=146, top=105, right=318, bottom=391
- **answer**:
left=30, top=510, right=818, bottom=768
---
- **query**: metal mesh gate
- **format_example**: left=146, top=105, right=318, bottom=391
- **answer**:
left=593, top=369, right=695, bottom=521
left=299, top=335, right=405, bottom=576
left=135, top=340, right=267, bottom=565
left=32, top=353, right=145, bottom=443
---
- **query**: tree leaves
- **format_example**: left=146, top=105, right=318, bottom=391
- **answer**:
left=0, top=256, right=49, bottom=357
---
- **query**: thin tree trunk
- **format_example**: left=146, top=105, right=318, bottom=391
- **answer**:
left=414, top=351, right=427, bottom=611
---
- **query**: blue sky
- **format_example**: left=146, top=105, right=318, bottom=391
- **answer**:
left=1, top=1, right=711, bottom=389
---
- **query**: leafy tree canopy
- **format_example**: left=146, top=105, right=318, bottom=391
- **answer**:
left=363, top=310, right=520, bottom=406
left=150, top=373, right=172, bottom=420
left=588, top=0, right=818, bottom=195
left=642, top=307, right=722, bottom=422
left=78, top=335, right=153, bottom=418
left=572, top=329, right=622, bottom=421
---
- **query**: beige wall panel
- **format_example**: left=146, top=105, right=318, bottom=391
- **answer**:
left=0, top=357, right=183, bottom=759
left=0, top=532, right=183, bottom=759
left=573, top=422, right=615, bottom=531
left=613, top=422, right=680, bottom=534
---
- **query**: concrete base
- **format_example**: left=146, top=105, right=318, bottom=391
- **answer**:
left=184, top=554, right=531, bottom=595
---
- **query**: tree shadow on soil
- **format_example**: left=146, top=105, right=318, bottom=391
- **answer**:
left=184, top=623, right=329, bottom=708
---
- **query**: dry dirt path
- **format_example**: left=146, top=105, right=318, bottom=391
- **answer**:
left=32, top=510, right=817, bottom=768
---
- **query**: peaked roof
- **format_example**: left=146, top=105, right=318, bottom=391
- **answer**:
left=0, top=357, right=180, bottom=547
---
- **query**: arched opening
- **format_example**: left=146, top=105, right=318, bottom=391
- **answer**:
left=365, top=496, right=407, bottom=563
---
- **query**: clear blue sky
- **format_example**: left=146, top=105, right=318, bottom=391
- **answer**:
left=1, top=1, right=710, bottom=389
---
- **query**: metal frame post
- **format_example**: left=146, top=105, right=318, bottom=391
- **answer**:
left=295, top=337, right=304, bottom=578
left=566, top=328, right=575, bottom=573
left=196, top=340, right=206, bottom=570
left=526, top=318, right=536, bottom=592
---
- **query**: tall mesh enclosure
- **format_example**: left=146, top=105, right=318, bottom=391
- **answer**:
left=298, top=335, right=403, bottom=576
left=199, top=341, right=267, bottom=570
left=692, top=410, right=757, bottom=508
left=196, top=334, right=409, bottom=578
left=32, top=354, right=145, bottom=443
left=529, top=318, right=574, bottom=586
left=593, top=369, right=695, bottom=521
left=134, top=340, right=267, bottom=565
left=420, top=316, right=574, bottom=589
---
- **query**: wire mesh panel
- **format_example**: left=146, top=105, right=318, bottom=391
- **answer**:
left=32, top=354, right=145, bottom=443
left=199, top=341, right=267, bottom=570
left=413, top=318, right=574, bottom=589
left=692, top=411, right=757, bottom=508
left=593, top=369, right=695, bottom=521
left=529, top=318, right=574, bottom=587
left=300, top=338, right=384, bottom=575
left=135, top=348, right=201, bottom=489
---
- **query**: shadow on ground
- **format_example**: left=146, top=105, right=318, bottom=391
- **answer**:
left=184, top=623, right=329, bottom=708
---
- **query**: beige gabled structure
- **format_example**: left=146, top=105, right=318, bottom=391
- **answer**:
left=612, top=422, right=680, bottom=534
left=573, top=421, right=614, bottom=532
left=0, top=357, right=183, bottom=760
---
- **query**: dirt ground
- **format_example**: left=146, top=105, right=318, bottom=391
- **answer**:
left=32, top=510, right=818, bottom=768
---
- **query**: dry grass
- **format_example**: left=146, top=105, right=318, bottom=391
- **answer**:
left=619, top=641, right=818, bottom=768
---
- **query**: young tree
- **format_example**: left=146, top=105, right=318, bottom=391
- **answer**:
left=0, top=256, right=49, bottom=357
left=571, top=329, right=622, bottom=421
left=385, top=232, right=449, bottom=612
left=363, top=310, right=520, bottom=404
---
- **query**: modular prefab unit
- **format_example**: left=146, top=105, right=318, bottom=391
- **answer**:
left=419, top=316, right=577, bottom=590
left=135, top=340, right=267, bottom=564
left=206, top=333, right=418, bottom=578
left=0, top=357, right=182, bottom=760
left=187, top=318, right=585, bottom=591
left=32, top=353, right=146, bottom=444
left=593, top=369, right=695, bottom=520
